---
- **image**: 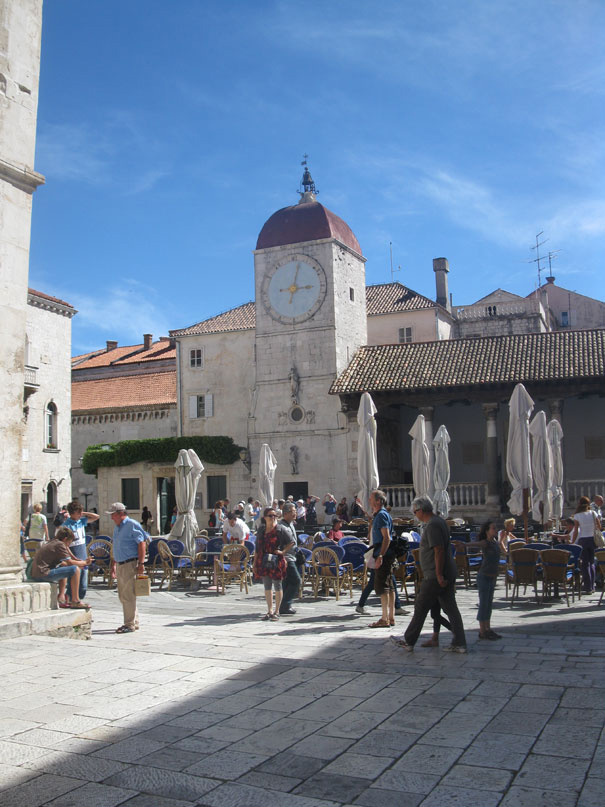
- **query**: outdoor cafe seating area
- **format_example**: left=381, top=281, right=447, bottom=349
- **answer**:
left=28, top=520, right=599, bottom=610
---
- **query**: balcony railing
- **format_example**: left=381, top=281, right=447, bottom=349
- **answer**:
left=24, top=364, right=39, bottom=391
left=384, top=483, right=488, bottom=512
left=566, top=480, right=604, bottom=506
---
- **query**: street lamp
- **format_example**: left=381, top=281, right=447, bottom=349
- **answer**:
left=79, top=487, right=93, bottom=509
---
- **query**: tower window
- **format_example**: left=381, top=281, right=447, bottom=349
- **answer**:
left=398, top=327, right=413, bottom=344
left=561, top=311, right=569, bottom=327
left=349, top=287, right=355, bottom=301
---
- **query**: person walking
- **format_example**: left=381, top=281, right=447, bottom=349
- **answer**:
left=278, top=501, right=300, bottom=615
left=391, top=495, right=466, bottom=653
left=253, top=507, right=288, bottom=621
left=572, top=496, right=601, bottom=594
left=366, top=489, right=396, bottom=629
left=107, top=502, right=147, bottom=634
left=468, top=520, right=502, bottom=640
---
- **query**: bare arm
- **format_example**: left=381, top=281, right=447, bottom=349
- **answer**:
left=374, top=527, right=391, bottom=568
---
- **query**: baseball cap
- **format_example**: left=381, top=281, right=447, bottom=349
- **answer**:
left=105, top=502, right=127, bottom=514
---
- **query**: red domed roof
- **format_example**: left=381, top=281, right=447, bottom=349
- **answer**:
left=256, top=198, right=362, bottom=255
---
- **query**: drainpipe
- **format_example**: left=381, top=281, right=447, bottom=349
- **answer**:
left=176, top=340, right=183, bottom=437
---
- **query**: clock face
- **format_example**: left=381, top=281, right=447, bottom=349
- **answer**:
left=261, top=257, right=327, bottom=324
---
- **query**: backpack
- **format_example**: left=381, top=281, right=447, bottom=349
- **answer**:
left=53, top=511, right=64, bottom=527
left=388, top=533, right=409, bottom=559
left=208, top=512, right=216, bottom=528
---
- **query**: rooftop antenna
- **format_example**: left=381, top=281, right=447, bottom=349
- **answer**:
left=389, top=242, right=401, bottom=282
left=528, top=231, right=548, bottom=288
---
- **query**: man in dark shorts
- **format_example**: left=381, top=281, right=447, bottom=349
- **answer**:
left=391, top=495, right=467, bottom=653
left=368, top=489, right=396, bottom=628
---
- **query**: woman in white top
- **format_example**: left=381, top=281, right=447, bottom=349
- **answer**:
left=28, top=502, right=49, bottom=541
left=498, top=518, right=522, bottom=555
left=572, top=496, right=601, bottom=594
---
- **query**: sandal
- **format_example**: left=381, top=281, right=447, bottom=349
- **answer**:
left=115, top=625, right=135, bottom=633
left=369, top=619, right=391, bottom=628
left=421, top=637, right=439, bottom=647
left=68, top=602, right=90, bottom=610
left=389, top=619, right=395, bottom=626
left=58, top=600, right=70, bottom=609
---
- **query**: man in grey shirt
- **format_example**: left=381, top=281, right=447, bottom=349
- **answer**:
left=279, top=502, right=300, bottom=615
left=392, top=495, right=466, bottom=653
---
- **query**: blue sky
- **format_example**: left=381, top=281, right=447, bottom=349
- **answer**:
left=29, top=0, right=605, bottom=355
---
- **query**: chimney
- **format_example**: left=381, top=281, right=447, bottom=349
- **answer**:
left=143, top=333, right=153, bottom=350
left=433, top=257, right=450, bottom=311
left=546, top=276, right=555, bottom=284
left=106, top=340, right=118, bottom=352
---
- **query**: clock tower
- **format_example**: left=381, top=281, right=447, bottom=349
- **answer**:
left=250, top=165, right=367, bottom=499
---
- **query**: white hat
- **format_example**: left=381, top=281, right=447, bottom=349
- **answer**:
left=105, top=502, right=127, bottom=514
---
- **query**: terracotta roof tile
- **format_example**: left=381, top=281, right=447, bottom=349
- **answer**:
left=366, top=282, right=439, bottom=315
left=71, top=340, right=176, bottom=369
left=72, top=371, right=177, bottom=412
left=73, top=344, right=145, bottom=369
left=171, top=302, right=256, bottom=336
left=171, top=283, right=434, bottom=337
left=112, top=342, right=176, bottom=364
left=28, top=287, right=74, bottom=309
left=330, top=329, right=605, bottom=394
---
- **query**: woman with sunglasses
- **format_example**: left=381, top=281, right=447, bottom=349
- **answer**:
left=253, top=507, right=288, bottom=620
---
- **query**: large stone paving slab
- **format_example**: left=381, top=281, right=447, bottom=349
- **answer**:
left=0, top=579, right=603, bottom=807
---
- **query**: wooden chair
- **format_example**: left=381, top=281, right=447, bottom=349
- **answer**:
left=506, top=548, right=540, bottom=606
left=540, top=549, right=574, bottom=606
left=595, top=549, right=605, bottom=605
left=452, top=540, right=471, bottom=588
left=157, top=539, right=193, bottom=590
left=87, top=538, right=114, bottom=588
left=311, top=546, right=353, bottom=600
left=213, top=544, right=250, bottom=596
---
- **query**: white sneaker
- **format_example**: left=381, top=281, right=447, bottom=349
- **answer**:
left=394, top=607, right=408, bottom=615
left=443, top=644, right=467, bottom=654
left=389, top=635, right=413, bottom=651
left=355, top=606, right=370, bottom=615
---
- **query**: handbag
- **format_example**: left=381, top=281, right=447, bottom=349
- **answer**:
left=364, top=547, right=378, bottom=569
left=594, top=513, right=604, bottom=548
left=263, top=553, right=279, bottom=570
left=134, top=575, right=151, bottom=596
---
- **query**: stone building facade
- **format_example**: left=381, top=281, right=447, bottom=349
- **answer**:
left=0, top=0, right=45, bottom=590
left=22, top=288, right=76, bottom=523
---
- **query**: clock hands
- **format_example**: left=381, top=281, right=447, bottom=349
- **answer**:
left=279, top=263, right=314, bottom=304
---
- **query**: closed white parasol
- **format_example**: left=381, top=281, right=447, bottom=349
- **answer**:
left=506, top=383, right=534, bottom=529
left=529, top=410, right=552, bottom=525
left=409, top=414, right=431, bottom=499
left=259, top=443, right=277, bottom=508
left=433, top=424, right=451, bottom=518
left=169, top=448, right=204, bottom=555
left=357, top=392, right=380, bottom=515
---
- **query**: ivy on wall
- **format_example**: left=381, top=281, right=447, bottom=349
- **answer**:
left=82, top=436, right=242, bottom=476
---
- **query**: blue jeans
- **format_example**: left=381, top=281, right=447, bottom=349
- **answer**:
left=70, top=543, right=88, bottom=600
left=476, top=573, right=497, bottom=622
left=358, top=570, right=402, bottom=609
left=280, top=561, right=302, bottom=612
left=33, top=565, right=78, bottom=583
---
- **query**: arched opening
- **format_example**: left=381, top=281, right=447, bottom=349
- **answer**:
left=45, top=401, right=58, bottom=448
left=46, top=482, right=56, bottom=515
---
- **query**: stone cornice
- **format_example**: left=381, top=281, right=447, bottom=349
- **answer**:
left=0, top=158, right=45, bottom=194
left=28, top=292, right=76, bottom=318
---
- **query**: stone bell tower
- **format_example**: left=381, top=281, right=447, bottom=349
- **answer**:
left=249, top=163, right=367, bottom=499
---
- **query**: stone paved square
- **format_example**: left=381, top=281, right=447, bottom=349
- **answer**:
left=0, top=580, right=602, bottom=807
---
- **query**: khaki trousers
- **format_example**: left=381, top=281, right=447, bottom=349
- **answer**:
left=116, top=559, right=139, bottom=629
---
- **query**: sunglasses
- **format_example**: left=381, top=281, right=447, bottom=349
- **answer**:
left=266, top=512, right=277, bottom=518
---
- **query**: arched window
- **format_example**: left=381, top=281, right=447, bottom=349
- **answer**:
left=46, top=482, right=56, bottom=515
left=45, top=401, right=58, bottom=449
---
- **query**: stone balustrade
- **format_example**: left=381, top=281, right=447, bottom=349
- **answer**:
left=384, top=482, right=488, bottom=512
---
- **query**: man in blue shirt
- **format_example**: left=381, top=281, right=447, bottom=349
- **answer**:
left=107, top=502, right=147, bottom=634
left=368, top=489, right=396, bottom=629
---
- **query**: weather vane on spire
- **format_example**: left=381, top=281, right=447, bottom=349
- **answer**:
left=298, top=154, right=318, bottom=199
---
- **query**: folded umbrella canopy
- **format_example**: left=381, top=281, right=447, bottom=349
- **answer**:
left=433, top=424, right=451, bottom=518
left=409, top=414, right=430, bottom=499
left=169, top=448, right=204, bottom=555
left=259, top=443, right=277, bottom=508
left=506, top=383, right=534, bottom=518
left=529, top=410, right=552, bottom=525
left=357, top=392, right=379, bottom=515
left=546, top=418, right=564, bottom=524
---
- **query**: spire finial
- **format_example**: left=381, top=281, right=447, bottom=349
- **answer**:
left=298, top=154, right=318, bottom=202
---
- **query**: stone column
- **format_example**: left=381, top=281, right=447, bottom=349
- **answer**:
left=548, top=399, right=563, bottom=424
left=419, top=406, right=435, bottom=494
left=482, top=403, right=500, bottom=512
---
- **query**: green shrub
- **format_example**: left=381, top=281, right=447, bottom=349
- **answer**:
left=82, top=436, right=242, bottom=475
